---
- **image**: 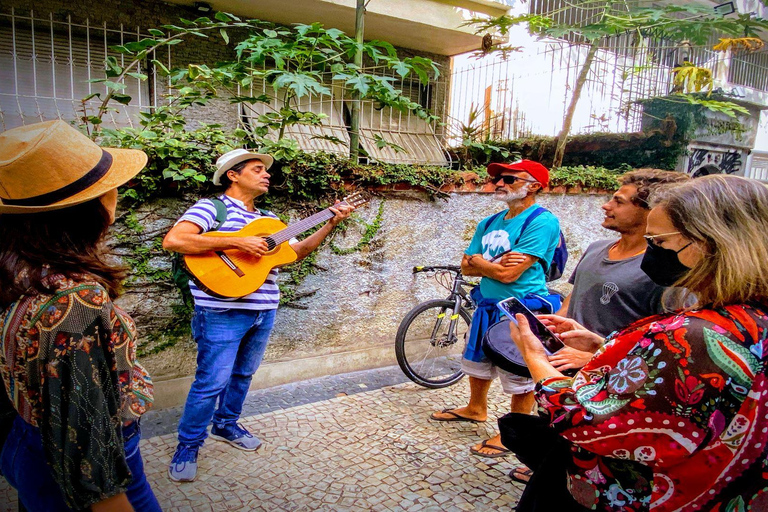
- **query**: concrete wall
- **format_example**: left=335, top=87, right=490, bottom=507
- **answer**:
left=127, top=190, right=615, bottom=408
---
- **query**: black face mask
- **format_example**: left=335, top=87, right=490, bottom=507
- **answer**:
left=640, top=241, right=692, bottom=287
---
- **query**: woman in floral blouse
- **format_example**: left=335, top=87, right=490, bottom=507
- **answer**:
left=504, top=174, right=768, bottom=512
left=0, top=121, right=160, bottom=511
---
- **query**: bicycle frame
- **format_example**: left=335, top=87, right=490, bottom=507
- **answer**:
left=397, top=265, right=475, bottom=388
left=414, top=267, right=476, bottom=348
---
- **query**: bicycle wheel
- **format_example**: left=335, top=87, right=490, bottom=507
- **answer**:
left=395, top=299, right=472, bottom=389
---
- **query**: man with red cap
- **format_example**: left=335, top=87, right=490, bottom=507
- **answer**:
left=430, top=159, right=562, bottom=459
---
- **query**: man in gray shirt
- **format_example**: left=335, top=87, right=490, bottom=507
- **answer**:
left=551, top=169, right=691, bottom=369
left=565, top=238, right=663, bottom=337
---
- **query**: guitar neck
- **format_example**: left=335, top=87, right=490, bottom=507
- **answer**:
left=269, top=207, right=337, bottom=245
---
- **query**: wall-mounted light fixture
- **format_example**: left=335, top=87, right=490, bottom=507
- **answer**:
left=714, top=2, right=736, bottom=16
left=194, top=2, right=212, bottom=13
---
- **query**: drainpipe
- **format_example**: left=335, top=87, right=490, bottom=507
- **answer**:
left=349, top=0, right=365, bottom=162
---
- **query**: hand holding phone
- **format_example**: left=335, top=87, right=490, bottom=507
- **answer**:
left=497, top=297, right=565, bottom=355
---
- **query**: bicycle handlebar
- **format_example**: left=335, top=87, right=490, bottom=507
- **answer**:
left=412, top=265, right=462, bottom=274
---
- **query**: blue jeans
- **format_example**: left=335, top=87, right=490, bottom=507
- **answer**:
left=177, top=306, right=277, bottom=447
left=0, top=416, right=161, bottom=512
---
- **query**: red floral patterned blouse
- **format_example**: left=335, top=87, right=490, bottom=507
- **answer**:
left=0, top=274, right=153, bottom=510
left=536, top=302, right=768, bottom=511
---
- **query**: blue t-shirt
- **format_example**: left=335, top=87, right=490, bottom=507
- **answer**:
left=465, top=204, right=560, bottom=301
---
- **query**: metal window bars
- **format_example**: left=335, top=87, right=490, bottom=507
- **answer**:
left=0, top=8, right=156, bottom=131
left=237, top=62, right=451, bottom=166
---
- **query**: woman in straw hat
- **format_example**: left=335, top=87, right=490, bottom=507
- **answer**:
left=504, top=174, right=768, bottom=511
left=0, top=121, right=161, bottom=511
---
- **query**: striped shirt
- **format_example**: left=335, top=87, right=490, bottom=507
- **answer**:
left=177, top=194, right=292, bottom=310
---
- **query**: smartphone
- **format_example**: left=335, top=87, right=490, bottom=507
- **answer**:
left=497, top=297, right=565, bottom=355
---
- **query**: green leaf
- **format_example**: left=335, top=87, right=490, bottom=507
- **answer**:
left=344, top=75, right=370, bottom=96
left=220, top=28, right=229, bottom=45
left=264, top=29, right=278, bottom=38
left=325, top=28, right=344, bottom=40
left=111, top=93, right=133, bottom=105
left=148, top=29, right=165, bottom=37
left=151, top=59, right=170, bottom=76
left=215, top=11, right=240, bottom=22
left=140, top=130, right=158, bottom=139
left=104, top=56, right=122, bottom=78
left=127, top=72, right=148, bottom=80
left=391, top=60, right=410, bottom=78
left=104, top=81, right=127, bottom=91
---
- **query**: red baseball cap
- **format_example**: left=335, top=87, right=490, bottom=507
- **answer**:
left=487, top=160, right=549, bottom=188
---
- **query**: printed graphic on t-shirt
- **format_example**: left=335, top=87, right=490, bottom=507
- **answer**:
left=600, top=281, right=619, bottom=305
left=481, top=230, right=511, bottom=260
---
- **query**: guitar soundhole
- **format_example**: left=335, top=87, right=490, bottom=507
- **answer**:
left=264, top=237, right=277, bottom=251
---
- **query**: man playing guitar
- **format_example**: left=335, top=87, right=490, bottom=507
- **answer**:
left=163, top=149, right=353, bottom=482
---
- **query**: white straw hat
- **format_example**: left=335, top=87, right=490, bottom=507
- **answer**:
left=213, top=149, right=274, bottom=186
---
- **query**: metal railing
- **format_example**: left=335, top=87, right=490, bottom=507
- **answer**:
left=446, top=33, right=767, bottom=146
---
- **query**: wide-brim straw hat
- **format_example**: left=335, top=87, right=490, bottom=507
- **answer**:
left=0, top=120, right=147, bottom=214
left=212, top=148, right=274, bottom=186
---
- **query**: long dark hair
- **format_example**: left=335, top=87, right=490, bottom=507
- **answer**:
left=0, top=198, right=126, bottom=308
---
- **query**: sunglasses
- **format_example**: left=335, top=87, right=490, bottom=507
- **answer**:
left=495, top=175, right=537, bottom=185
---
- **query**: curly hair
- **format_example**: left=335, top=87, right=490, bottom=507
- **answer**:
left=619, top=169, right=691, bottom=209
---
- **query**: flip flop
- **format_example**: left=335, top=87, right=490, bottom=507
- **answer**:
left=508, top=466, right=533, bottom=484
left=469, top=439, right=512, bottom=458
left=430, top=408, right=484, bottom=423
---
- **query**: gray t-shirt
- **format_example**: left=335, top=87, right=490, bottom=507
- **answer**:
left=566, top=239, right=666, bottom=337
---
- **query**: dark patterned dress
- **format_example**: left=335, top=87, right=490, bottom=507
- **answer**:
left=0, top=274, right=153, bottom=510
left=536, top=302, right=768, bottom=511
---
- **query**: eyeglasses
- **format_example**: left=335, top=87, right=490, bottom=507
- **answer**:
left=644, top=231, right=693, bottom=254
left=643, top=231, right=680, bottom=246
left=495, top=175, right=537, bottom=185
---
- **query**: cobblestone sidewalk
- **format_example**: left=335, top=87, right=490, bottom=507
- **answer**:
left=1, top=377, right=524, bottom=511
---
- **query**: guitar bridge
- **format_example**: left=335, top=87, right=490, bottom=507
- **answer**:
left=215, top=251, right=245, bottom=277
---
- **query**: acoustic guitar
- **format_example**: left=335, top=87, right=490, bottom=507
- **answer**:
left=183, top=192, right=368, bottom=298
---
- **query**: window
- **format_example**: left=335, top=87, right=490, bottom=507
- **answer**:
left=0, top=16, right=151, bottom=131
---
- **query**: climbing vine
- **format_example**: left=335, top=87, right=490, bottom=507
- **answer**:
left=330, top=200, right=385, bottom=256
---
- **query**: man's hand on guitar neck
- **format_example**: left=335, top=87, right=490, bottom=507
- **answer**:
left=291, top=200, right=355, bottom=260
left=328, top=200, right=354, bottom=227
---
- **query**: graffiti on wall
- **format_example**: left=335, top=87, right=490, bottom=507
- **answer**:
left=687, top=148, right=743, bottom=178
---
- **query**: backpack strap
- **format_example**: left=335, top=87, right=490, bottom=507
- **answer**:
left=513, top=206, right=550, bottom=273
left=210, top=198, right=228, bottom=231
left=514, top=206, right=548, bottom=245
left=480, top=209, right=508, bottom=233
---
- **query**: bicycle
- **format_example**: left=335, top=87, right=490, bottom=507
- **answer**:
left=395, top=265, right=478, bottom=389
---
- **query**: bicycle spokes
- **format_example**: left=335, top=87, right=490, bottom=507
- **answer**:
left=396, top=300, right=470, bottom=387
